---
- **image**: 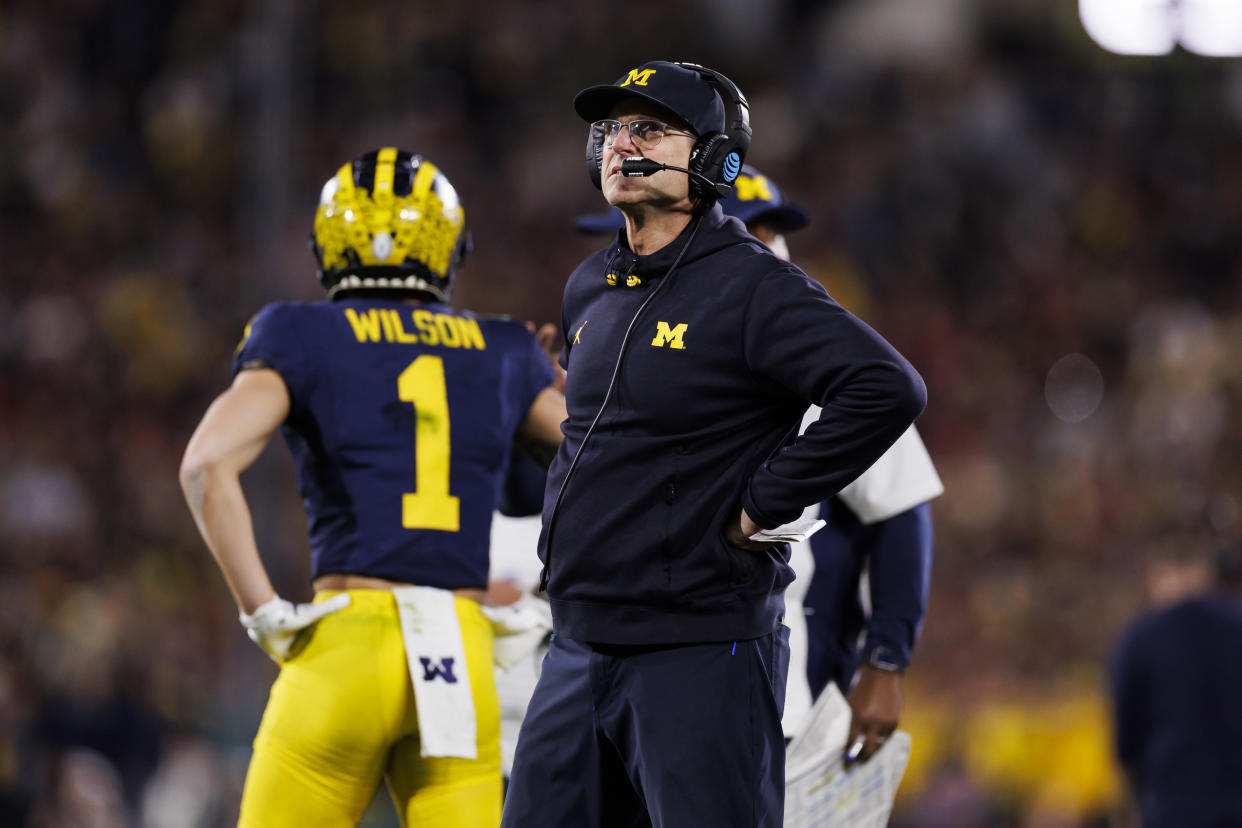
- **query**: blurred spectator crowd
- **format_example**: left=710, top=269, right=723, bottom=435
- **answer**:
left=2, top=1, right=1241, bottom=825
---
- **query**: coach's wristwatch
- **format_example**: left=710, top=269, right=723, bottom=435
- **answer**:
left=865, top=646, right=906, bottom=674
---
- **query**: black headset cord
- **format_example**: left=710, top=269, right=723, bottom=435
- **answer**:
left=538, top=215, right=705, bottom=592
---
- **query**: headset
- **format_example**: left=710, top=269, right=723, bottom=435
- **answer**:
left=586, top=62, right=752, bottom=201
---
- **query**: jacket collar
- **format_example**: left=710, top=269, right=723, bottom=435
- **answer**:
left=601, top=203, right=730, bottom=285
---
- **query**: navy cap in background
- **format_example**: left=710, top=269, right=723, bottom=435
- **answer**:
left=723, top=165, right=808, bottom=232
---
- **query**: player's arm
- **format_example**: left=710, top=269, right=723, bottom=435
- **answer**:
left=181, top=367, right=350, bottom=661
left=846, top=501, right=933, bottom=764
left=498, top=453, right=548, bottom=517
left=180, top=368, right=290, bottom=614
left=514, top=386, right=566, bottom=469
left=532, top=321, right=565, bottom=394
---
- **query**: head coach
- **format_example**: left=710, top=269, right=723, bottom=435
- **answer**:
left=500, top=61, right=927, bottom=828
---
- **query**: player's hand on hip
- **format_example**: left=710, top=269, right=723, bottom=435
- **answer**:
left=238, top=594, right=352, bottom=662
left=845, top=665, right=903, bottom=766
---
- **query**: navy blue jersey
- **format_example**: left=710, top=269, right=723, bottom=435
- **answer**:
left=234, top=298, right=555, bottom=590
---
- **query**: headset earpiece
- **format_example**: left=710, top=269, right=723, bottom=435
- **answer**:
left=586, top=121, right=606, bottom=191
left=675, top=62, right=751, bottom=202
left=688, top=134, right=729, bottom=200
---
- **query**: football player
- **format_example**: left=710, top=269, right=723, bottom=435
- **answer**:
left=180, top=148, right=565, bottom=828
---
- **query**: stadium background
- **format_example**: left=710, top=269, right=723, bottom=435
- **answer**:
left=3, top=0, right=1241, bottom=825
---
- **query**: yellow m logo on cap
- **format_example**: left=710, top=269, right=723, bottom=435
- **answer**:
left=651, top=321, right=687, bottom=349
left=621, top=68, right=657, bottom=87
left=734, top=174, right=773, bottom=203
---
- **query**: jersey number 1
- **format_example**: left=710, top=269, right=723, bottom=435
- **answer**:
left=397, top=355, right=460, bottom=532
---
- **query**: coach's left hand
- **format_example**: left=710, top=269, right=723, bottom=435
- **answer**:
left=724, top=508, right=781, bottom=551
left=845, top=665, right=902, bottom=765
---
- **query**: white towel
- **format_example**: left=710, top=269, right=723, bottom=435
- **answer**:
left=392, top=586, right=477, bottom=759
left=480, top=591, right=553, bottom=671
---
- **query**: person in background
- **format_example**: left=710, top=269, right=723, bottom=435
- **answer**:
left=575, top=164, right=942, bottom=762
left=1111, top=524, right=1242, bottom=828
left=180, top=148, right=565, bottom=828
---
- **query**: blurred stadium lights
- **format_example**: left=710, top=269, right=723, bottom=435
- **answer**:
left=1080, top=0, right=1242, bottom=56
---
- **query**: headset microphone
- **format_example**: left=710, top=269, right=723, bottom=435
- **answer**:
left=620, top=157, right=732, bottom=198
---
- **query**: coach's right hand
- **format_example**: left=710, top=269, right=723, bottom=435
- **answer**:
left=239, top=594, right=352, bottom=662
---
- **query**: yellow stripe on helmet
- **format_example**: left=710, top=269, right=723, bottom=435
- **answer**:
left=373, top=147, right=398, bottom=197
left=411, top=158, right=438, bottom=205
left=367, top=147, right=399, bottom=233
left=335, top=162, right=355, bottom=199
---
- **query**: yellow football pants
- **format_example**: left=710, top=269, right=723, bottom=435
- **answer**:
left=237, top=589, right=501, bottom=828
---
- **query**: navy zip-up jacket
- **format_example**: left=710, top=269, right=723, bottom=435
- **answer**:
left=539, top=205, right=926, bottom=645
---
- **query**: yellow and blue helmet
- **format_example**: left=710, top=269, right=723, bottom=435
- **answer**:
left=311, top=147, right=470, bottom=301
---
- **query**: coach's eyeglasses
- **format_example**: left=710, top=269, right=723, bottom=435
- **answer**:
left=592, top=119, right=696, bottom=149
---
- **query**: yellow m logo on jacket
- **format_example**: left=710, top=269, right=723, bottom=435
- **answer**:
left=651, top=321, right=687, bottom=350
left=621, top=68, right=657, bottom=87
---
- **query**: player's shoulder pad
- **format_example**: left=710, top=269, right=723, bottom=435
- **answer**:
left=466, top=311, right=525, bottom=327
left=247, top=300, right=324, bottom=327
left=463, top=311, right=531, bottom=334
left=236, top=300, right=324, bottom=352
left=460, top=311, right=541, bottom=347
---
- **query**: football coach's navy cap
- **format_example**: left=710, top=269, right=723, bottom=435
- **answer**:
left=574, top=164, right=810, bottom=235
left=573, top=61, right=726, bottom=138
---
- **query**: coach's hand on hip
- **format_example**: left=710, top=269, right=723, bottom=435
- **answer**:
left=724, top=507, right=779, bottom=551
